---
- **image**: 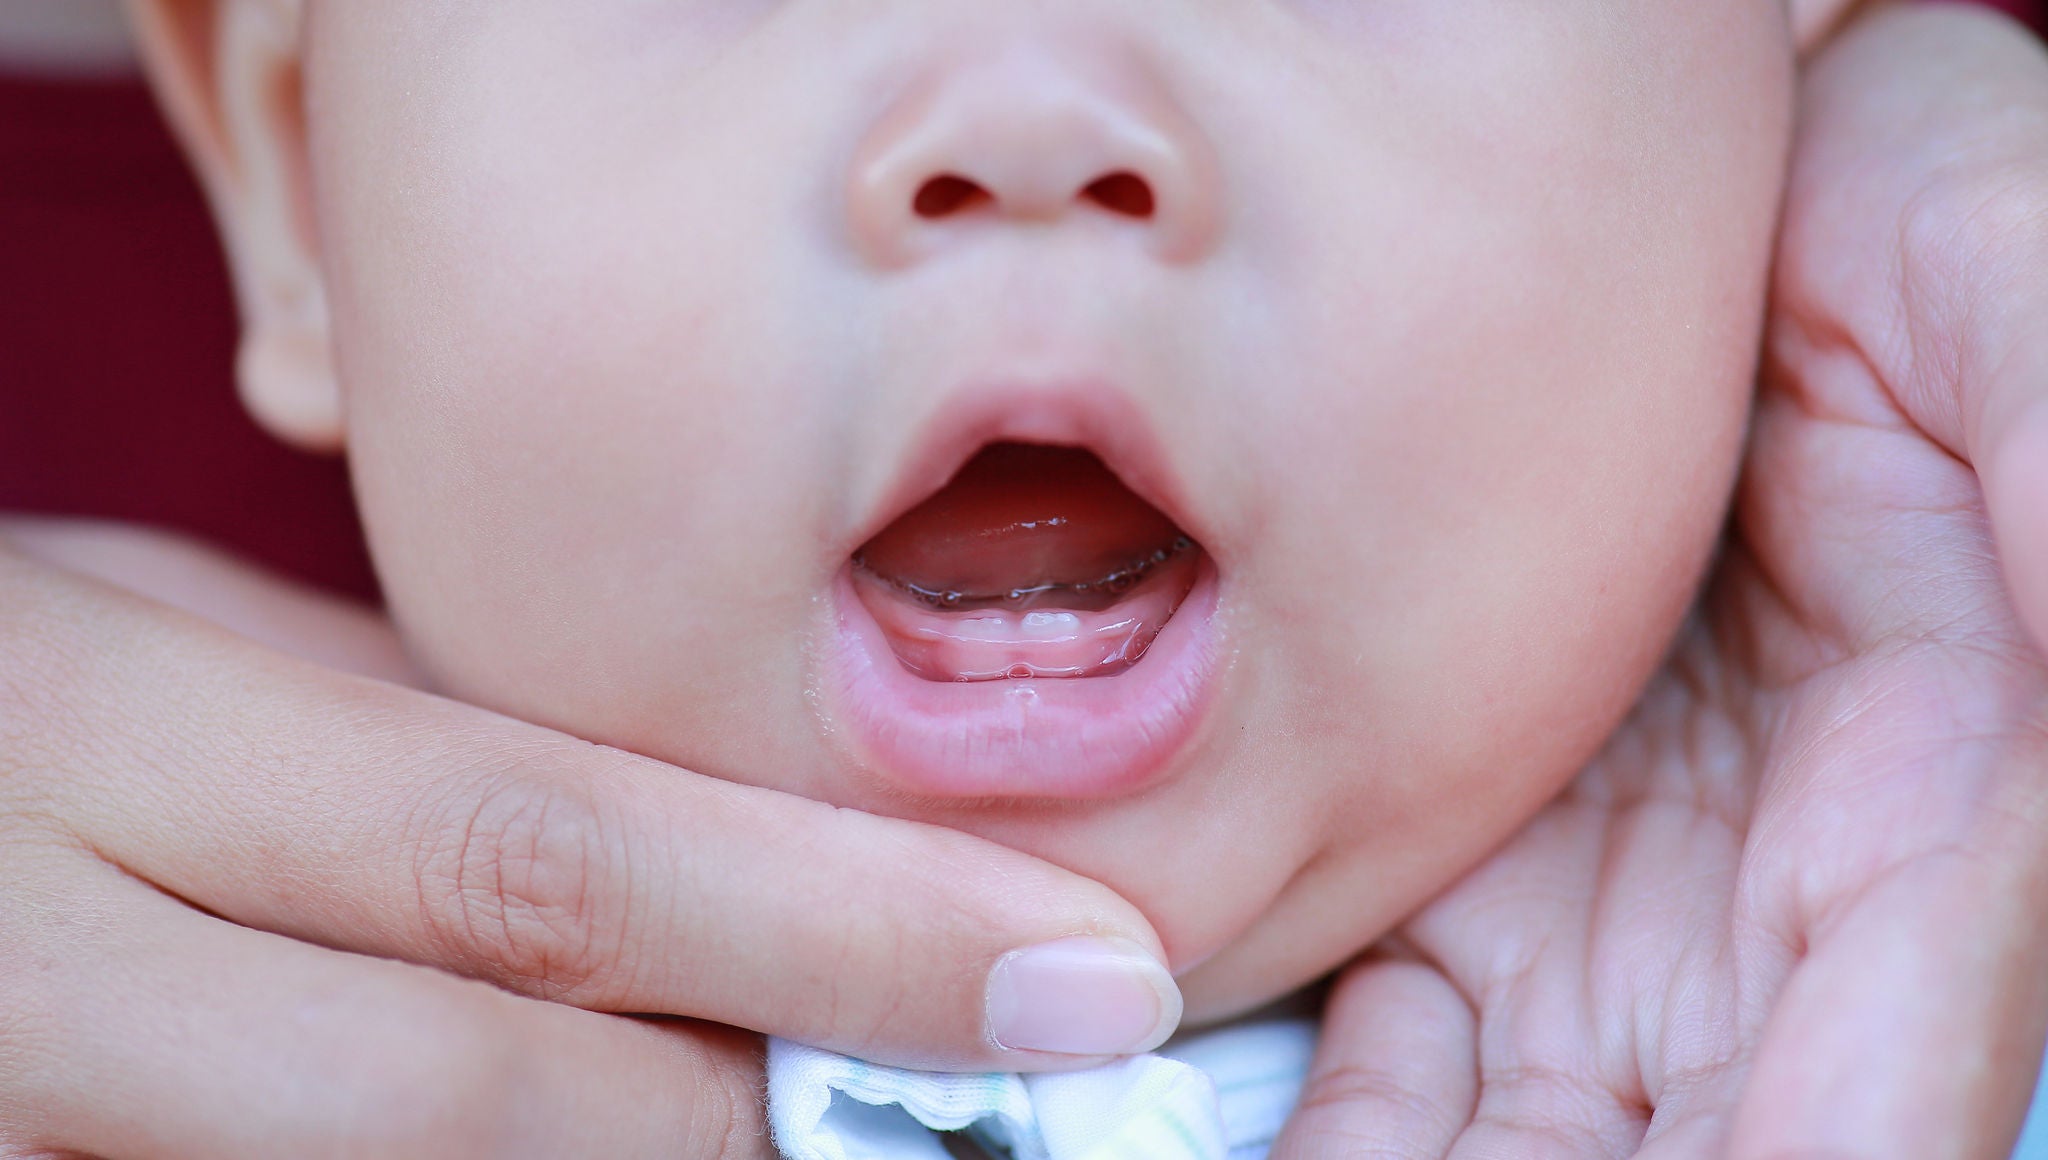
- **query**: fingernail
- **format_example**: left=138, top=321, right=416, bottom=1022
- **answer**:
left=985, top=936, right=1183, bottom=1055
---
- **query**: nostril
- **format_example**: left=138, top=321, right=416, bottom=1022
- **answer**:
left=913, top=174, right=993, bottom=219
left=1082, top=172, right=1156, bottom=219
left=910, top=171, right=1158, bottom=224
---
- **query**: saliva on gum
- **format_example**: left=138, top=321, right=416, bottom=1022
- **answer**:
left=853, top=536, right=1196, bottom=614
left=851, top=536, right=1199, bottom=683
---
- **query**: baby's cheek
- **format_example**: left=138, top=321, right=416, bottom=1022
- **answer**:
left=1159, top=34, right=1783, bottom=1024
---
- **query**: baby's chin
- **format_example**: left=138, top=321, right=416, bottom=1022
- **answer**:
left=884, top=799, right=1359, bottom=1028
left=935, top=807, right=1416, bottom=1028
left=786, top=753, right=1435, bottom=1028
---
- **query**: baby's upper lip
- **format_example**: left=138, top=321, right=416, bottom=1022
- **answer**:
left=850, top=377, right=1202, bottom=561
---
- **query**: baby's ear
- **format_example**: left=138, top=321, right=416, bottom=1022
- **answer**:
left=1789, top=0, right=1871, bottom=55
left=127, top=0, right=341, bottom=454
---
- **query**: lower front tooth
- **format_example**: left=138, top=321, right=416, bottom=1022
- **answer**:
left=1021, top=611, right=1085, bottom=638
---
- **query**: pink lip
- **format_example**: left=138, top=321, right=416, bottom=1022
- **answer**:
left=824, top=558, right=1221, bottom=799
left=813, top=381, right=1224, bottom=800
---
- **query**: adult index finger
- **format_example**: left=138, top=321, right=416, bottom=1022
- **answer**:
left=1777, top=3, right=2048, bottom=652
left=0, top=547, right=1180, bottom=1073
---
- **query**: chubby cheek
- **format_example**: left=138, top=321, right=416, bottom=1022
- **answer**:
left=1249, top=6, right=1782, bottom=767
left=1163, top=12, right=1790, bottom=1011
left=311, top=14, right=847, bottom=773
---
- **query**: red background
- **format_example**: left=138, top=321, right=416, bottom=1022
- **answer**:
left=2, top=2, right=2043, bottom=604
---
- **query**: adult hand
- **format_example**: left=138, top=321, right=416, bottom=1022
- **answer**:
left=1277, top=6, right=2048, bottom=1158
left=0, top=529, right=1178, bottom=1158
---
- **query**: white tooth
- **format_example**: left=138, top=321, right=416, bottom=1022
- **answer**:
left=1020, top=611, right=1084, bottom=638
left=956, top=617, right=1009, bottom=642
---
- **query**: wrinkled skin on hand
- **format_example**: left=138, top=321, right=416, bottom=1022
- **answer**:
left=1275, top=7, right=2048, bottom=1158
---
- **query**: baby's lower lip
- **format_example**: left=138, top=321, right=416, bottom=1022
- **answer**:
left=817, top=557, right=1223, bottom=800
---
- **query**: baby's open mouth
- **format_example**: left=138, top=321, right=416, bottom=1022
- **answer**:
left=820, top=415, right=1223, bottom=799
left=852, top=443, right=1204, bottom=682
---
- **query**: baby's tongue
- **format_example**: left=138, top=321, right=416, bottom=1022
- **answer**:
left=854, top=444, right=1200, bottom=682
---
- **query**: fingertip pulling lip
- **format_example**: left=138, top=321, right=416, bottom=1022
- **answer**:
left=821, top=554, right=1222, bottom=801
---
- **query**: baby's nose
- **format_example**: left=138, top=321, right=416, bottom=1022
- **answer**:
left=845, top=29, right=1222, bottom=269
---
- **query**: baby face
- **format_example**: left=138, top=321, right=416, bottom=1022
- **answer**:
left=302, top=1, right=1792, bottom=1022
